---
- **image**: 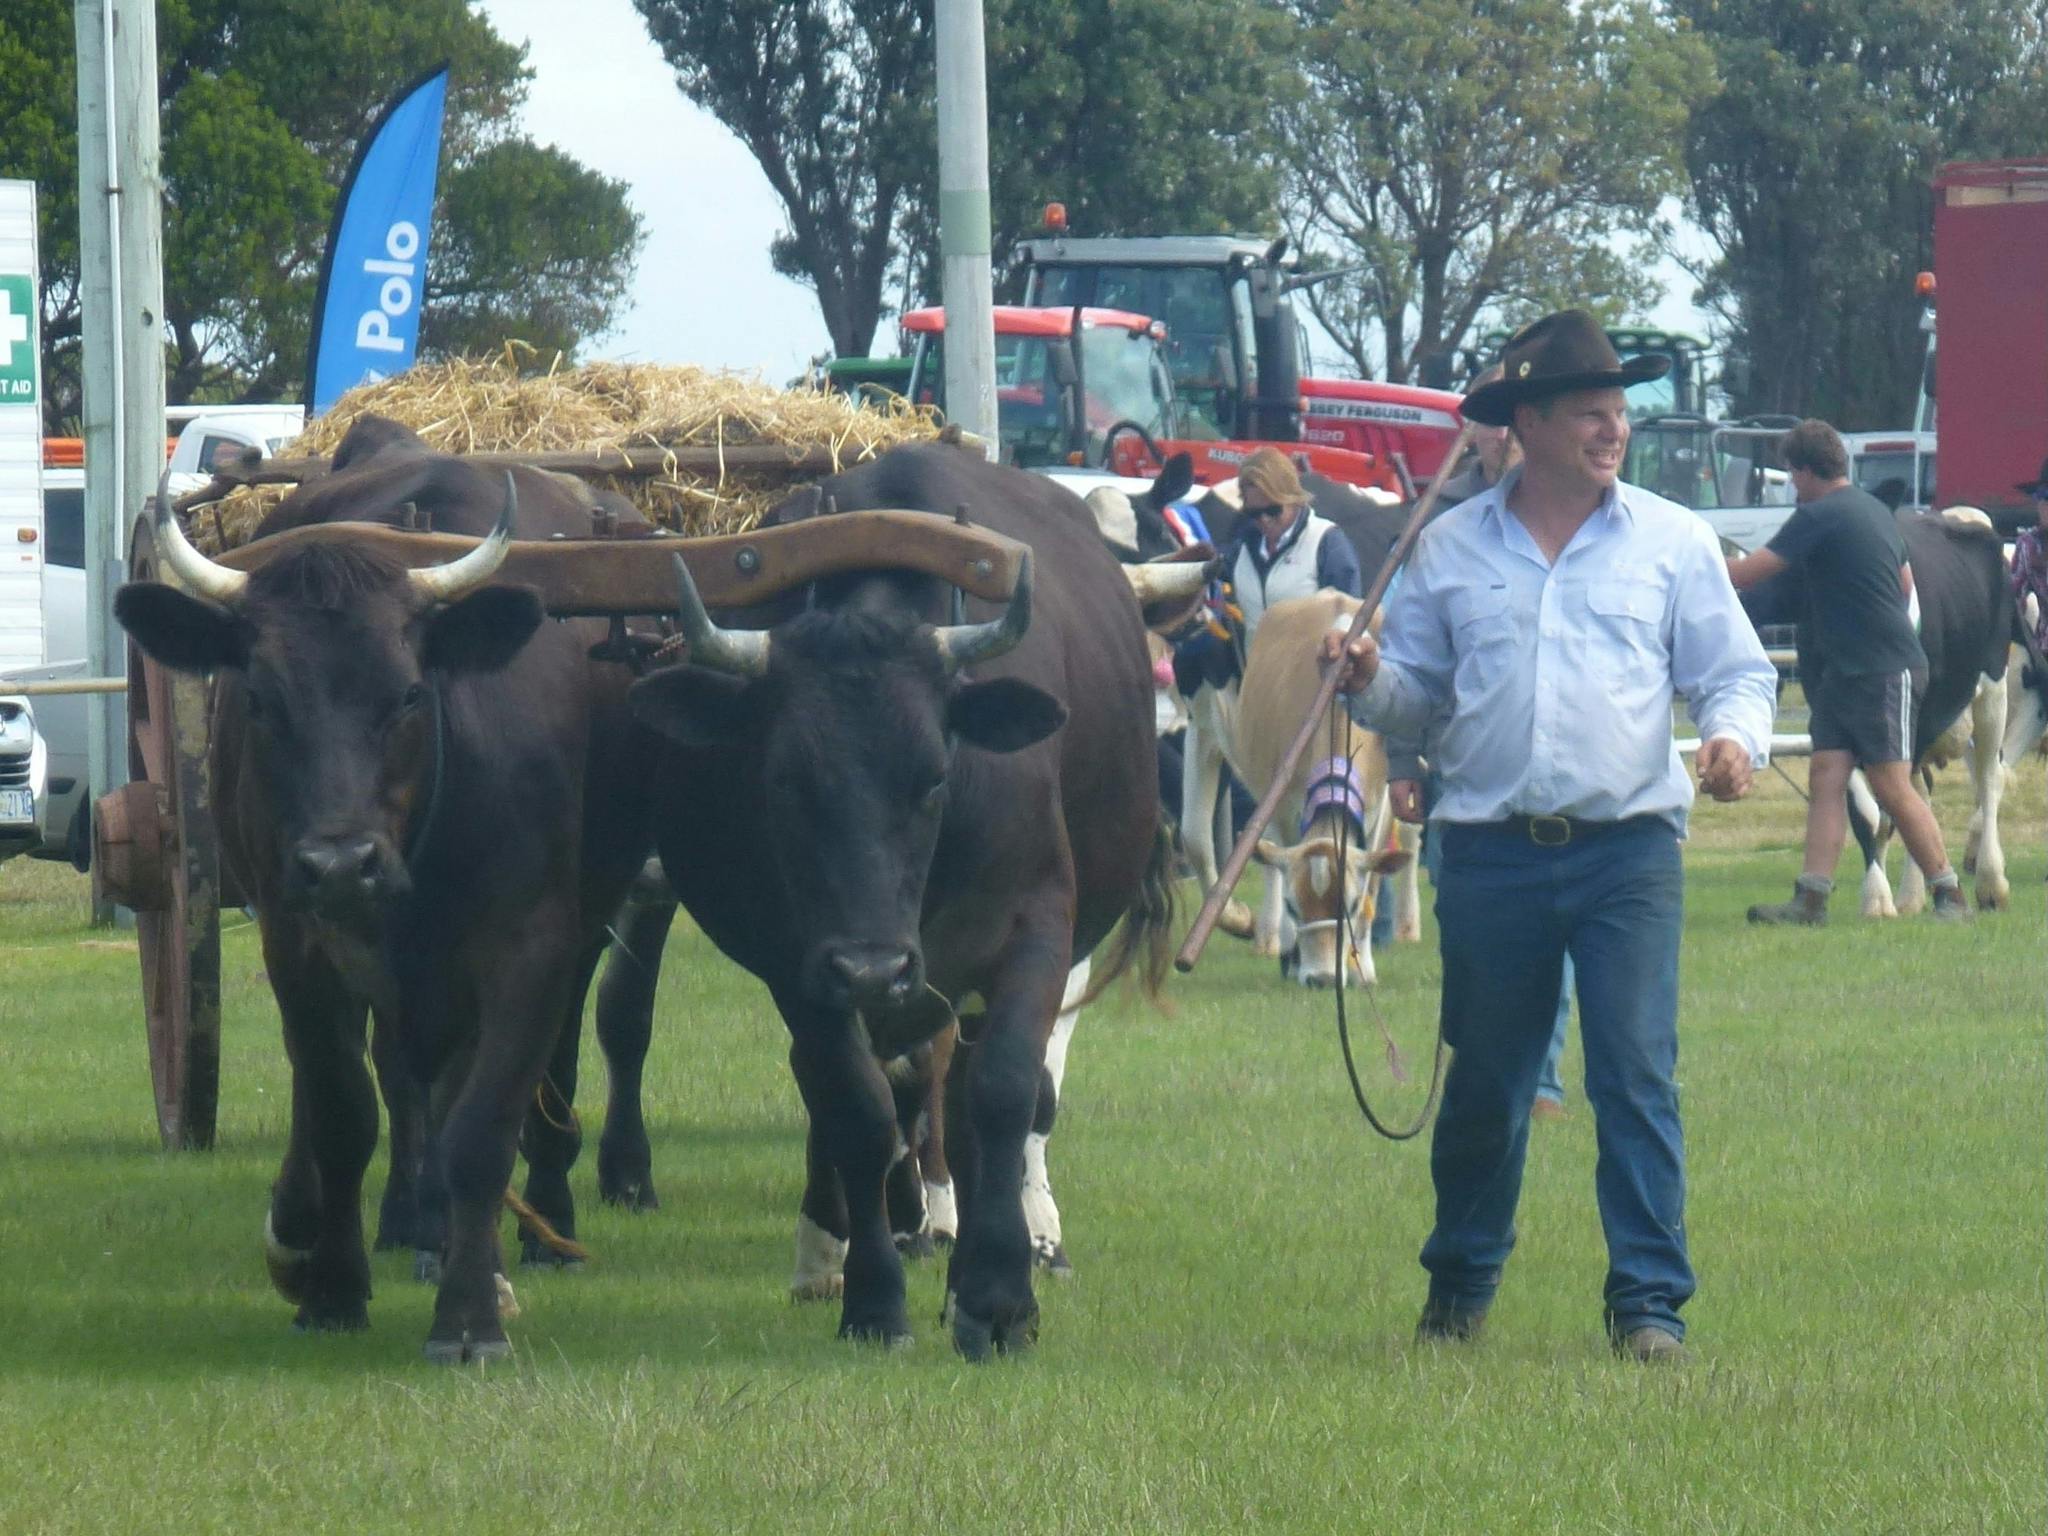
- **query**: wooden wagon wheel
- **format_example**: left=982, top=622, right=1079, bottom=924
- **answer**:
left=92, top=511, right=222, bottom=1151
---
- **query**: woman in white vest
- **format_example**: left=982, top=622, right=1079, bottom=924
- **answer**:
left=1228, top=446, right=1363, bottom=645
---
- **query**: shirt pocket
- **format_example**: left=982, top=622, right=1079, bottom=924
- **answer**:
left=1450, top=586, right=1516, bottom=694
left=1585, top=576, right=1666, bottom=682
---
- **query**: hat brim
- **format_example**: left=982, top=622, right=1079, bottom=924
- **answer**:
left=2016, top=479, right=2048, bottom=498
left=1462, top=354, right=1672, bottom=428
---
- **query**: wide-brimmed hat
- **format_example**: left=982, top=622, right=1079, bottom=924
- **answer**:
left=1237, top=445, right=1312, bottom=510
left=1462, top=309, right=1670, bottom=427
left=2016, top=455, right=2048, bottom=498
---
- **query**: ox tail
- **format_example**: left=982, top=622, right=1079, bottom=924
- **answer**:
left=1074, top=821, right=1179, bottom=1014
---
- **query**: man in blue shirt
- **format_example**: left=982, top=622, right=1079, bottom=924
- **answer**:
left=1326, top=310, right=1777, bottom=1365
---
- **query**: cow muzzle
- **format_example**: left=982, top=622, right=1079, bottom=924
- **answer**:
left=288, top=833, right=407, bottom=918
left=811, top=941, right=925, bottom=1016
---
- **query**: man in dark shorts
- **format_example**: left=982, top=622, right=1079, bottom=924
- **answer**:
left=1726, top=418, right=1969, bottom=923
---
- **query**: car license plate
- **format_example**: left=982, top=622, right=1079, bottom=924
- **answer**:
left=0, top=787, right=33, bottom=825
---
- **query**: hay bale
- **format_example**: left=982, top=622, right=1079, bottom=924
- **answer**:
left=193, top=350, right=939, bottom=551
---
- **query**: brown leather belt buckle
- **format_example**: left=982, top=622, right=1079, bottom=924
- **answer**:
left=1528, top=814, right=1572, bottom=847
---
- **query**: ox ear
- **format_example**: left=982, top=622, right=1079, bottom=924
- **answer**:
left=114, top=582, right=251, bottom=674
left=422, top=586, right=544, bottom=674
left=628, top=666, right=754, bottom=749
left=946, top=678, right=1066, bottom=754
left=1150, top=452, right=1195, bottom=509
left=1369, top=846, right=1412, bottom=875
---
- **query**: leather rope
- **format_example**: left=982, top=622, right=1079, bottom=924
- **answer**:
left=1328, top=692, right=1444, bottom=1141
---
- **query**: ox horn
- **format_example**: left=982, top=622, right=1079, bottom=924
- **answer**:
left=932, top=552, right=1033, bottom=674
left=153, top=469, right=250, bottom=604
left=1122, top=561, right=1211, bottom=606
left=408, top=470, right=517, bottom=602
left=668, top=553, right=771, bottom=677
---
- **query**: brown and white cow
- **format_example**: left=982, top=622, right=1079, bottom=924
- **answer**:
left=1234, top=591, right=1418, bottom=986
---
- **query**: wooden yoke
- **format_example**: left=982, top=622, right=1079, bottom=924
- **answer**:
left=212, top=509, right=1030, bottom=615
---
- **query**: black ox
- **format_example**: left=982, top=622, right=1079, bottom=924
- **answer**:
left=622, top=440, right=1174, bottom=1357
left=115, top=418, right=657, bottom=1361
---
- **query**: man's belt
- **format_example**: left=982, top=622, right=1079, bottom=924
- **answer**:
left=1474, top=813, right=1658, bottom=847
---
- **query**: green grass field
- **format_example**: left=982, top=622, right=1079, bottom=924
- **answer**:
left=0, top=769, right=2041, bottom=1535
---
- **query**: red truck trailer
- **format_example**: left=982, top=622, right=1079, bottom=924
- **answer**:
left=1930, top=159, right=2048, bottom=534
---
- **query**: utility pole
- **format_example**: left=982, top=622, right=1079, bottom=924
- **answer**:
left=74, top=0, right=165, bottom=925
left=934, top=0, right=997, bottom=459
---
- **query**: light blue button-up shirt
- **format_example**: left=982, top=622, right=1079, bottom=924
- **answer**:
left=1348, top=469, right=1777, bottom=833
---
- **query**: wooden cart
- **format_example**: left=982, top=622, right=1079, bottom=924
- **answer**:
left=90, top=444, right=1026, bottom=1150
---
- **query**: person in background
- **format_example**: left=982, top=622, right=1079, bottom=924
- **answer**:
left=2010, top=455, right=2048, bottom=660
left=1326, top=309, right=1775, bottom=1364
left=1728, top=419, right=1969, bottom=925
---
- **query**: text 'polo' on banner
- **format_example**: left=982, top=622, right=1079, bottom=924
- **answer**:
left=305, top=66, right=450, bottom=416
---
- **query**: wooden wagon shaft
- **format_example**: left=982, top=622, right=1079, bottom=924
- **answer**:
left=209, top=508, right=1030, bottom=614
left=174, top=443, right=867, bottom=513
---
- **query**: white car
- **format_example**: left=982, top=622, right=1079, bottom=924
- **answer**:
left=0, top=692, right=45, bottom=863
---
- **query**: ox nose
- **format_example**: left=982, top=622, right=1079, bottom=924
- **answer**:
left=292, top=836, right=387, bottom=903
left=823, top=945, right=922, bottom=1011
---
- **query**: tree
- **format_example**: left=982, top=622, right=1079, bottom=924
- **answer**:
left=1673, top=0, right=2048, bottom=426
left=977, top=0, right=1297, bottom=292
left=634, top=0, right=1295, bottom=357
left=0, top=1, right=644, bottom=428
left=1278, top=0, right=1714, bottom=383
left=634, top=0, right=934, bottom=360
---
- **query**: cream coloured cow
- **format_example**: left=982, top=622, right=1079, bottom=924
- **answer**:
left=1232, top=591, right=1420, bottom=984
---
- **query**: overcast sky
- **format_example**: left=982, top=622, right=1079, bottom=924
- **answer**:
left=476, top=0, right=1714, bottom=382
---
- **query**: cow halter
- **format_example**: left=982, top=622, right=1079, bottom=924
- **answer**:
left=400, top=681, right=448, bottom=871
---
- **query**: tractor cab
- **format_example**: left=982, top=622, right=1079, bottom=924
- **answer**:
left=903, top=305, right=1184, bottom=469
left=1018, top=232, right=1302, bottom=443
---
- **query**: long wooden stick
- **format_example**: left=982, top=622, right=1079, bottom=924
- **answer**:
left=1174, top=420, right=1477, bottom=974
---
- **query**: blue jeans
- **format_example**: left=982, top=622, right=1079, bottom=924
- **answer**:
left=1423, top=817, right=1691, bottom=1339
left=1536, top=954, right=1572, bottom=1105
left=1429, top=812, right=1572, bottom=1102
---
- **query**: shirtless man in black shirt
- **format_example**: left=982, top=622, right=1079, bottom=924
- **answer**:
left=1726, top=419, right=1968, bottom=924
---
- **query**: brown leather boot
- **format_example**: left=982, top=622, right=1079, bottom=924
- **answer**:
left=1747, top=882, right=1829, bottom=926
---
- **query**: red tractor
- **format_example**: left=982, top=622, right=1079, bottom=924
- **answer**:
left=1015, top=216, right=1465, bottom=492
left=904, top=303, right=1408, bottom=499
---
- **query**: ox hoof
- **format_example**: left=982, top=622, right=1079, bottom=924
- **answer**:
left=1034, top=1242, right=1076, bottom=1280
left=950, top=1306, right=1038, bottom=1362
left=789, top=1274, right=844, bottom=1303
left=263, top=1212, right=316, bottom=1305
left=422, top=1331, right=513, bottom=1367
left=518, top=1237, right=587, bottom=1271
left=413, top=1249, right=443, bottom=1286
left=599, top=1179, right=661, bottom=1213
left=1217, top=900, right=1256, bottom=940
left=292, top=1301, right=369, bottom=1334
left=838, top=1317, right=914, bottom=1349
left=895, top=1231, right=937, bottom=1261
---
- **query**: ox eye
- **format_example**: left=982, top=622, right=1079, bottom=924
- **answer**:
left=400, top=683, right=427, bottom=712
